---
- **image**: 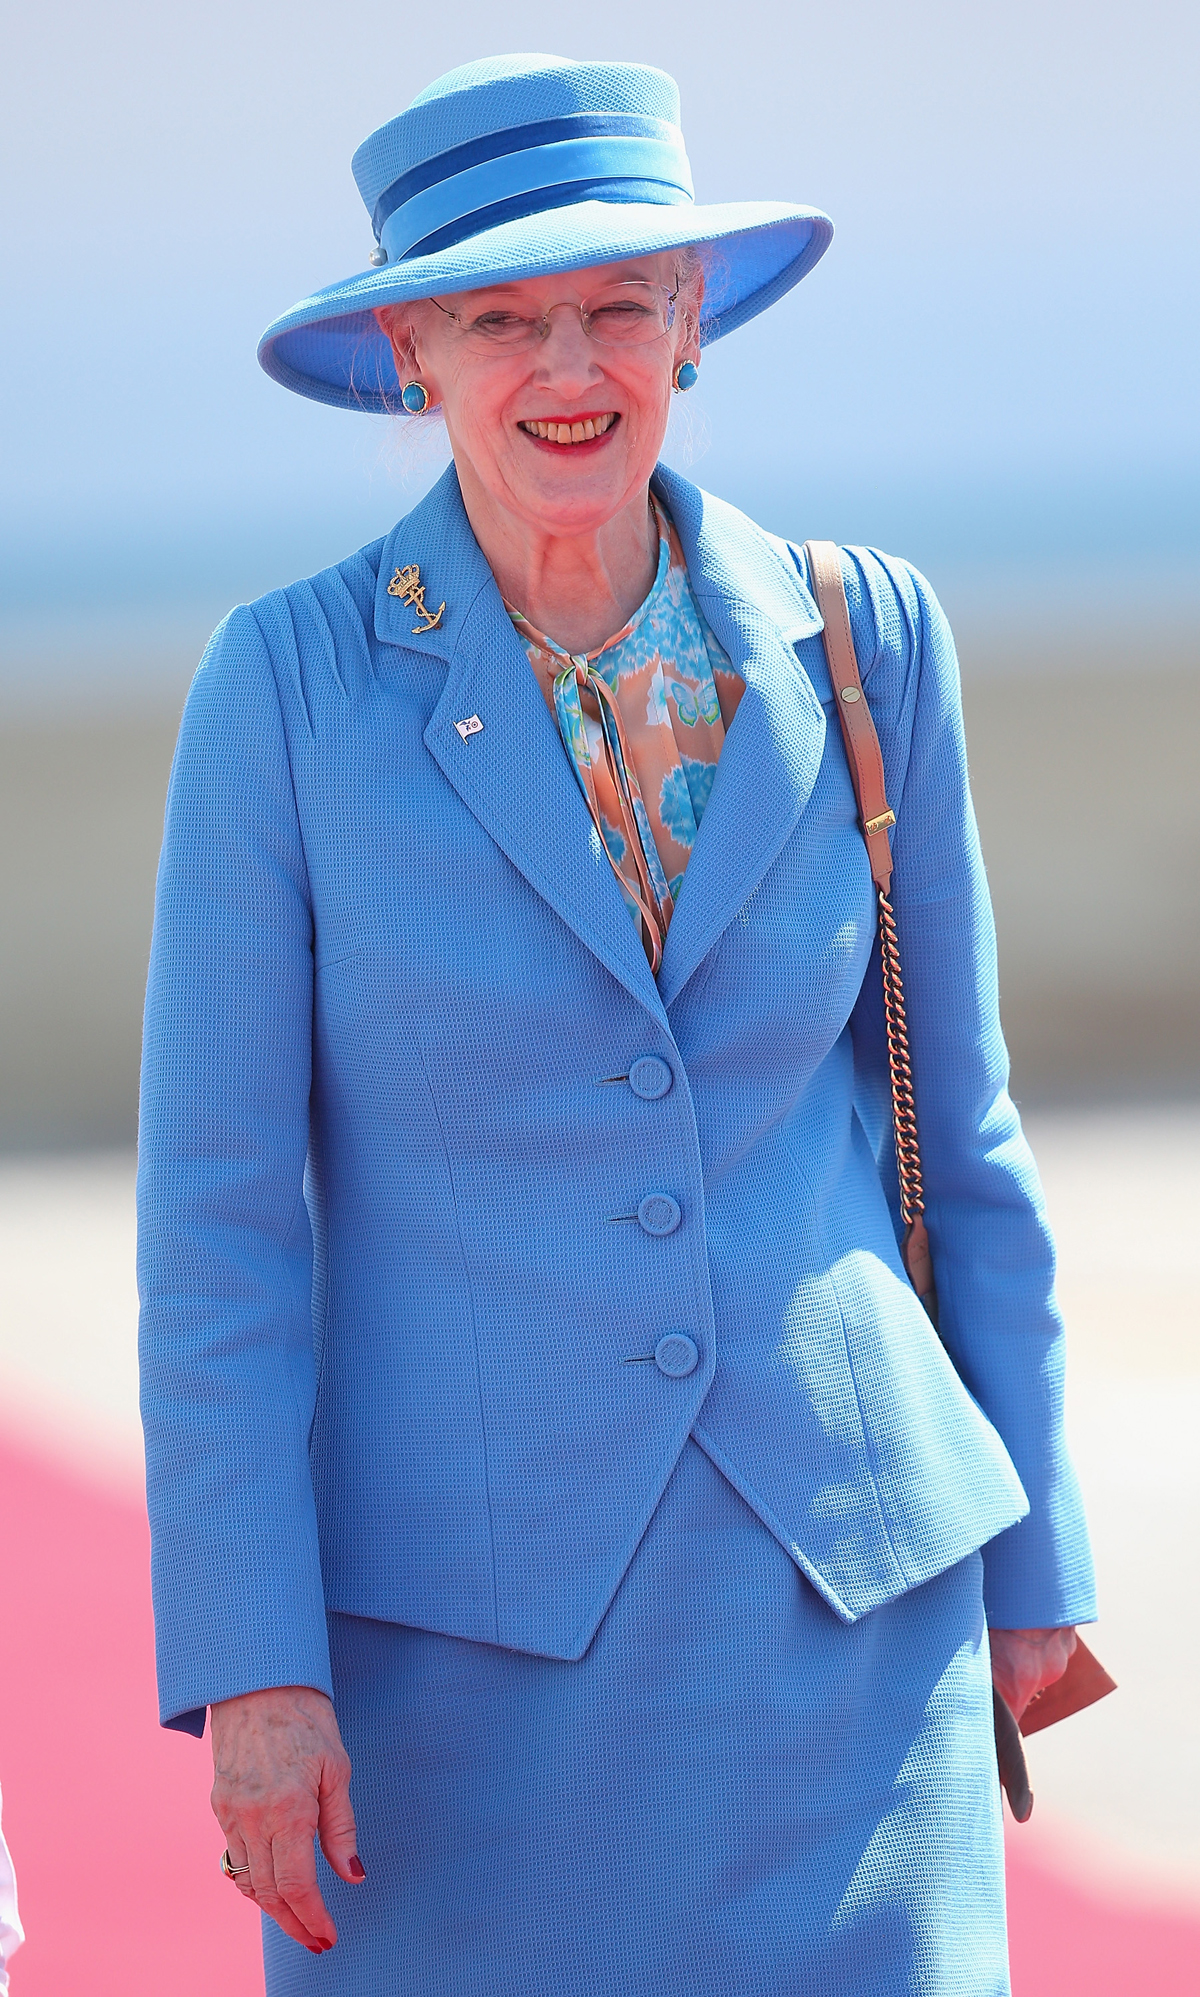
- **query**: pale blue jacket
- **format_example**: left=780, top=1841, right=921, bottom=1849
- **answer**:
left=137, top=464, right=1096, bottom=1734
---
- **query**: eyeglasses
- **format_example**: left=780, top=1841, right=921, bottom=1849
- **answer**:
left=428, top=277, right=679, bottom=353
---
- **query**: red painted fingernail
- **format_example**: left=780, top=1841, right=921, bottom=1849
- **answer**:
left=349, top=1855, right=366, bottom=1880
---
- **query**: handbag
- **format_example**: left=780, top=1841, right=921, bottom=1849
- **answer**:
left=804, top=542, right=1116, bottom=1822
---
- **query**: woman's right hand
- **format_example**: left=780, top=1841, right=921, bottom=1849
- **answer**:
left=210, top=1685, right=365, bottom=1953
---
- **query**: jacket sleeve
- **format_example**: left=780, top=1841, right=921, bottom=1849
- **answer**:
left=137, top=605, right=333, bottom=1733
left=842, top=548, right=1097, bottom=1631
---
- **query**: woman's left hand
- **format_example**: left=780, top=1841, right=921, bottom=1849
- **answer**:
left=989, top=1625, right=1077, bottom=1721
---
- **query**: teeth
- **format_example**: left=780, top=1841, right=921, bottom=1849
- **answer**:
left=520, top=414, right=616, bottom=444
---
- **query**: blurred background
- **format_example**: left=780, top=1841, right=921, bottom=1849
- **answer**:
left=0, top=1, right=1196, bottom=1991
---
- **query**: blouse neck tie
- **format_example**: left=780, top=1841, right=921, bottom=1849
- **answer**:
left=551, top=651, right=675, bottom=973
left=508, top=499, right=742, bottom=975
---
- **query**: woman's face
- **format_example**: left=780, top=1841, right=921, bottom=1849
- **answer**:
left=377, top=253, right=702, bottom=540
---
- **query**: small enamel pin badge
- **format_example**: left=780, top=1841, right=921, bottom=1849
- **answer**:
left=387, top=563, right=445, bottom=633
left=454, top=714, right=484, bottom=741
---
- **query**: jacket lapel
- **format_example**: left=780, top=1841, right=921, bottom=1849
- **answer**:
left=373, top=464, right=828, bottom=1019
left=374, top=468, right=667, bottom=1023
left=650, top=468, right=828, bottom=1007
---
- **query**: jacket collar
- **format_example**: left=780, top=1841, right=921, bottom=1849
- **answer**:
left=374, top=462, right=828, bottom=1018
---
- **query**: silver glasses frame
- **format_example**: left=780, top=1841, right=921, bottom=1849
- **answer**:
left=427, top=274, right=681, bottom=352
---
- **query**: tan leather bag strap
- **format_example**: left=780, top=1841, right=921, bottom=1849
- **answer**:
left=803, top=542, right=896, bottom=893
left=804, top=541, right=938, bottom=1323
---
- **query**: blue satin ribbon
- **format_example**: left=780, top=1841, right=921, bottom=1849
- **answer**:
left=371, top=113, right=685, bottom=237
left=377, top=128, right=694, bottom=265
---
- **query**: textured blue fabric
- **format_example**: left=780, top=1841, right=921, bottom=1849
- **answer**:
left=137, top=462, right=1096, bottom=1740
left=262, top=1445, right=1008, bottom=1996
left=257, top=56, right=833, bottom=411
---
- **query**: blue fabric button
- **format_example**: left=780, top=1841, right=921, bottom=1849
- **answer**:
left=628, top=1056, right=673, bottom=1100
left=637, top=1193, right=681, bottom=1236
left=654, top=1333, right=699, bottom=1378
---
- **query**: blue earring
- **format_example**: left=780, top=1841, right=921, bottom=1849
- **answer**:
left=401, top=380, right=430, bottom=414
left=673, top=360, right=699, bottom=393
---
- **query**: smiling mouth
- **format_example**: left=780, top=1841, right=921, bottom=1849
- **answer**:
left=518, top=413, right=618, bottom=445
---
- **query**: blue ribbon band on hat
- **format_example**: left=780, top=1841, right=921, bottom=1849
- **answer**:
left=371, top=113, right=686, bottom=233
left=377, top=129, right=694, bottom=265
left=395, top=179, right=696, bottom=264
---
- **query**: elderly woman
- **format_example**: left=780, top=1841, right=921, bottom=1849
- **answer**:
left=139, top=53, right=1095, bottom=1997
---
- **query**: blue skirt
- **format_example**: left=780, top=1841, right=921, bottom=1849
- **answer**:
left=264, top=1441, right=1008, bottom=1996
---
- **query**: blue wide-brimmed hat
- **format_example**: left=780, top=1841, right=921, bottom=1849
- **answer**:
left=258, top=54, right=833, bottom=413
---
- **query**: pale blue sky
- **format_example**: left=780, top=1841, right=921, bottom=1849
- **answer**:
left=2, top=0, right=1196, bottom=636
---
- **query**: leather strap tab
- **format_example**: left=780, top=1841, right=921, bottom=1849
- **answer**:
left=992, top=1688, right=1034, bottom=1821
left=900, top=1214, right=936, bottom=1318
left=803, top=541, right=895, bottom=892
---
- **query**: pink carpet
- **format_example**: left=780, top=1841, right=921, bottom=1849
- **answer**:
left=1, top=1429, right=1196, bottom=1995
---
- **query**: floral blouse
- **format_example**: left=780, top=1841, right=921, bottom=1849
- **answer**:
left=509, top=502, right=744, bottom=971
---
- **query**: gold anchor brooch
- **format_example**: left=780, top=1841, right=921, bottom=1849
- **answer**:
left=387, top=563, right=445, bottom=633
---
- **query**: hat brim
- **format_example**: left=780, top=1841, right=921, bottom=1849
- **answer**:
left=257, top=199, right=832, bottom=413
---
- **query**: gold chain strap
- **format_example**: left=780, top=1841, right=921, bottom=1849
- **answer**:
left=877, top=887, right=937, bottom=1320
left=877, top=888, right=923, bottom=1226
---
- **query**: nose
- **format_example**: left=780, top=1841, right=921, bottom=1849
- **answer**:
left=532, top=306, right=604, bottom=397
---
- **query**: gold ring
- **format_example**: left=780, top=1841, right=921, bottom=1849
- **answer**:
left=221, top=1849, right=252, bottom=1880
